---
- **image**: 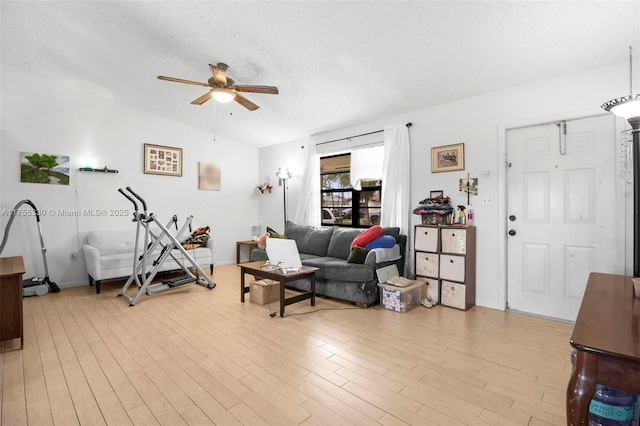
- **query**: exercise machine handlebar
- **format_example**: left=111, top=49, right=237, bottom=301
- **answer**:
left=125, top=186, right=147, bottom=213
left=117, top=188, right=139, bottom=212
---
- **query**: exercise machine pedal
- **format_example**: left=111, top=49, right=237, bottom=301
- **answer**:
left=162, top=275, right=197, bottom=288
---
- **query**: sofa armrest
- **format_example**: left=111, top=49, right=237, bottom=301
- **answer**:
left=364, top=250, right=377, bottom=267
left=206, top=237, right=216, bottom=262
left=82, top=244, right=101, bottom=280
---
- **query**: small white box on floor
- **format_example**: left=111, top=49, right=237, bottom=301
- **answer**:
left=378, top=281, right=422, bottom=313
left=250, top=279, right=280, bottom=305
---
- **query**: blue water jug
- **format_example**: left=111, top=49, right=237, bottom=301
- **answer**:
left=588, top=384, right=637, bottom=426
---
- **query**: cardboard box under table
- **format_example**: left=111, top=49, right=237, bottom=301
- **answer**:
left=250, top=279, right=280, bottom=305
left=378, top=281, right=422, bottom=313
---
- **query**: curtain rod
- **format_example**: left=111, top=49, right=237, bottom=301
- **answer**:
left=316, top=122, right=412, bottom=146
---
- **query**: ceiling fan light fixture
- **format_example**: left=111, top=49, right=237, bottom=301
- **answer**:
left=602, top=95, right=640, bottom=120
left=602, top=46, right=640, bottom=120
left=211, top=88, right=235, bottom=103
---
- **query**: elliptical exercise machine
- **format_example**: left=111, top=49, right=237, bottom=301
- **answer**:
left=117, top=187, right=215, bottom=306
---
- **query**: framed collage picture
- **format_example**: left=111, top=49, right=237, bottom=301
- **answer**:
left=144, top=144, right=182, bottom=176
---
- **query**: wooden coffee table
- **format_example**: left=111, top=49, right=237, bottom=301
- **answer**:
left=239, top=261, right=318, bottom=317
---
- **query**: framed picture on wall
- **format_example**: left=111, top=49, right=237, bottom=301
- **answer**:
left=431, top=143, right=465, bottom=173
left=199, top=162, right=221, bottom=190
left=144, top=144, right=182, bottom=177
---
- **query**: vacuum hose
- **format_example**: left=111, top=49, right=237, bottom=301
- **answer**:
left=0, top=199, right=60, bottom=293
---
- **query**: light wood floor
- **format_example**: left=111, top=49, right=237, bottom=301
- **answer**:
left=1, top=264, right=574, bottom=425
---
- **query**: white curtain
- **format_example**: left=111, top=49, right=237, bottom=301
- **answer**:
left=381, top=124, right=412, bottom=276
left=293, top=143, right=321, bottom=227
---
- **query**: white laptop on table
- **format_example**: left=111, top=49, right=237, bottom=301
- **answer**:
left=265, top=238, right=302, bottom=272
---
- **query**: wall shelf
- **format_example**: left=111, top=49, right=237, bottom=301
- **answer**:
left=78, top=168, right=118, bottom=173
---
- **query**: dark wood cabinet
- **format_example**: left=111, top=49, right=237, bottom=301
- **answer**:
left=0, top=256, right=24, bottom=349
left=567, top=273, right=640, bottom=425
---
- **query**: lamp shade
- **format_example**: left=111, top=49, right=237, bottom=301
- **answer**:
left=602, top=95, right=640, bottom=120
left=276, top=167, right=291, bottom=180
left=211, top=89, right=235, bottom=103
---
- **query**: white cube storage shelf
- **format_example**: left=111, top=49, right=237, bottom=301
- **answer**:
left=414, top=225, right=476, bottom=311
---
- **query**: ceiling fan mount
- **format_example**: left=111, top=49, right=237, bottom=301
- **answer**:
left=157, top=62, right=278, bottom=111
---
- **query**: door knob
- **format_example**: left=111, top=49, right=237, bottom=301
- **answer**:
left=509, top=215, right=516, bottom=222
left=508, top=229, right=516, bottom=236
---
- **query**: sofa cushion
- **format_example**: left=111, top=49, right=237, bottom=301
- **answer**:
left=327, top=227, right=363, bottom=260
left=284, top=221, right=334, bottom=257
left=267, top=226, right=287, bottom=239
left=350, top=225, right=383, bottom=249
left=302, top=257, right=374, bottom=282
left=347, top=247, right=370, bottom=264
left=365, top=235, right=397, bottom=249
left=382, top=227, right=401, bottom=238
left=88, top=231, right=137, bottom=254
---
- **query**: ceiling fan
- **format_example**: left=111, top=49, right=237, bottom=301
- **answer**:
left=157, top=63, right=278, bottom=111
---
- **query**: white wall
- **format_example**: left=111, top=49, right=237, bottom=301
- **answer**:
left=259, top=61, right=634, bottom=310
left=256, top=137, right=310, bottom=234
left=1, top=64, right=260, bottom=287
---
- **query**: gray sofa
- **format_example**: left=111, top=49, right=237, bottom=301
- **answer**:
left=251, top=221, right=407, bottom=306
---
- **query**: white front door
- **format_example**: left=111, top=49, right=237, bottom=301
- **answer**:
left=506, top=115, right=625, bottom=321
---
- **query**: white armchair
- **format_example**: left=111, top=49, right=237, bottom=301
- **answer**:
left=82, top=230, right=215, bottom=294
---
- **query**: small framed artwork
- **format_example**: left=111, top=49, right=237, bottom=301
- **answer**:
left=431, top=143, right=465, bottom=173
left=199, top=162, right=221, bottom=190
left=144, top=144, right=182, bottom=177
left=430, top=190, right=444, bottom=198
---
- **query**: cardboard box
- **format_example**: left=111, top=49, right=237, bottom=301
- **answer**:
left=250, top=279, right=280, bottom=305
left=378, top=281, right=422, bottom=313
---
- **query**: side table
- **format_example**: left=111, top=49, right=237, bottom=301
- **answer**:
left=236, top=240, right=259, bottom=264
left=567, top=272, right=640, bottom=425
left=0, top=256, right=25, bottom=349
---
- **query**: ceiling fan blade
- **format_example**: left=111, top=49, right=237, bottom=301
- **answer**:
left=234, top=85, right=279, bottom=94
left=191, top=91, right=212, bottom=105
left=209, top=64, right=227, bottom=86
left=234, top=93, right=259, bottom=111
left=157, top=76, right=209, bottom=87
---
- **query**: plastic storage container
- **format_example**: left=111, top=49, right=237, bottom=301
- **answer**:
left=570, top=350, right=639, bottom=426
left=378, top=281, right=422, bottom=313
left=588, top=384, right=637, bottom=426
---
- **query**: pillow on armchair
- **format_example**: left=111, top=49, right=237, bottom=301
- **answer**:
left=267, top=226, right=287, bottom=239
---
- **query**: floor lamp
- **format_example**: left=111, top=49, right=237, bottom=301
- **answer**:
left=602, top=47, right=640, bottom=276
left=276, top=167, right=292, bottom=228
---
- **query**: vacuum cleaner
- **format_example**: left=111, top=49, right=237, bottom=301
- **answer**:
left=0, top=199, right=60, bottom=296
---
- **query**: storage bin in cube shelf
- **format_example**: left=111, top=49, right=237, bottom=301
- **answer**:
left=378, top=281, right=423, bottom=313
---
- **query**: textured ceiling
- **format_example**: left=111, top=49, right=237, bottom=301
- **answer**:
left=2, top=1, right=639, bottom=147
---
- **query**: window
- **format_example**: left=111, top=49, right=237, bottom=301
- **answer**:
left=320, top=153, right=382, bottom=228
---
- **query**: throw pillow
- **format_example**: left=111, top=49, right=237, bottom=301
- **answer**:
left=347, top=246, right=370, bottom=264
left=266, top=226, right=287, bottom=239
left=181, top=226, right=210, bottom=250
left=257, top=233, right=268, bottom=249
left=350, top=225, right=383, bottom=250
left=365, top=235, right=397, bottom=249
